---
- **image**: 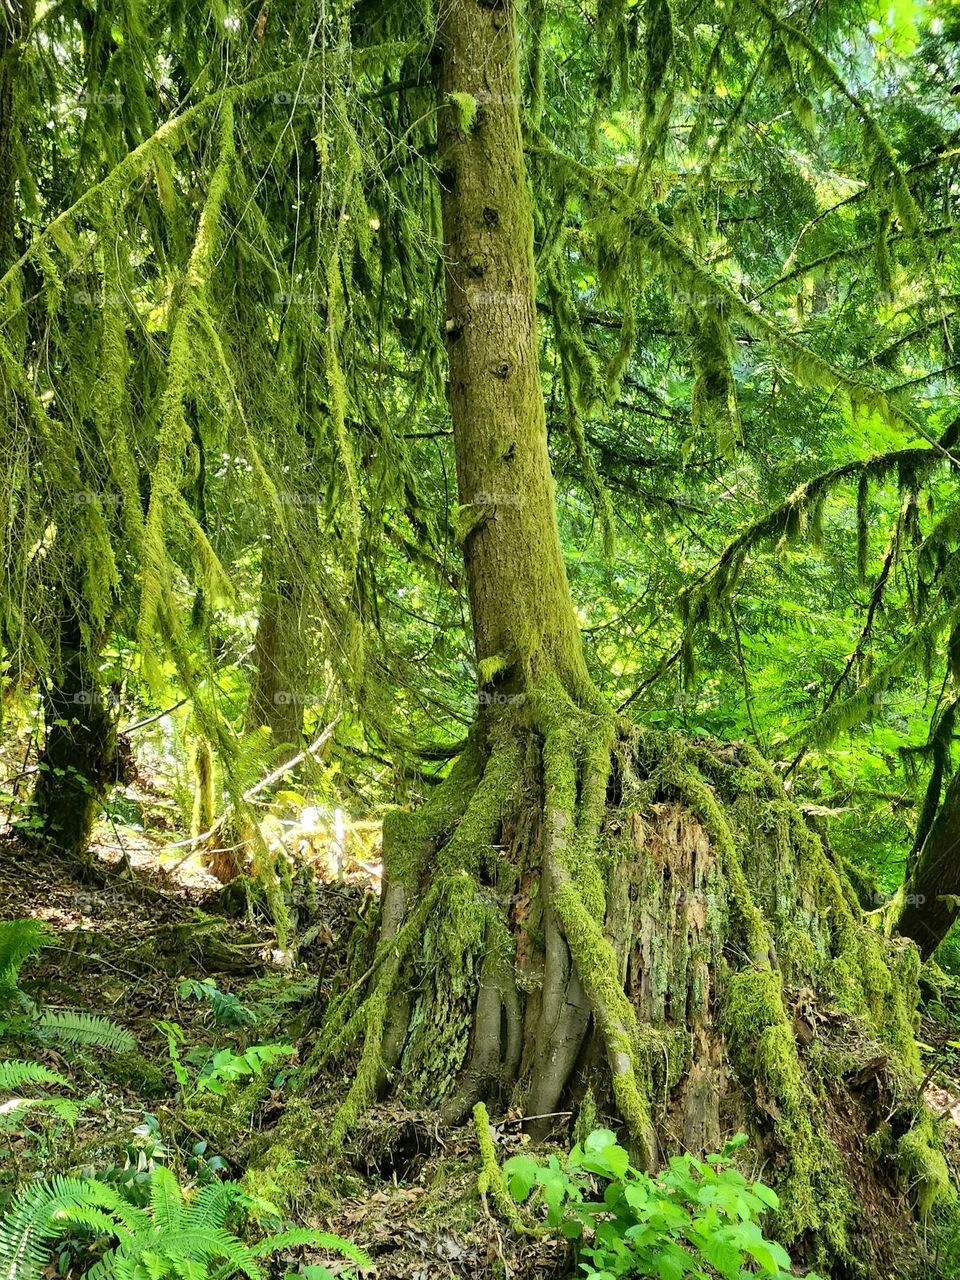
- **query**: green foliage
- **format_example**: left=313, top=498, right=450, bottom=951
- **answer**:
left=0, top=948, right=90, bottom=1167
left=90, top=1113, right=172, bottom=1207
left=929, top=1201, right=960, bottom=1279
left=33, top=1011, right=134, bottom=1055
left=158, top=1022, right=293, bottom=1102
left=504, top=1130, right=822, bottom=1280
left=178, top=980, right=258, bottom=1030
left=0, top=922, right=50, bottom=993
left=0, top=1062, right=69, bottom=1092
left=0, top=1061, right=78, bottom=1131
left=1, top=1, right=959, bottom=1270
left=1, top=0, right=957, bottom=936
left=0, top=927, right=130, bottom=1141
left=0, top=921, right=134, bottom=1056
left=0, top=1165, right=369, bottom=1280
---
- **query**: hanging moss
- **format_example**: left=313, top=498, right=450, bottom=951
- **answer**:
left=191, top=736, right=215, bottom=843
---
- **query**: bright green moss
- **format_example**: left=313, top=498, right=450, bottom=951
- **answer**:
left=778, top=923, right=819, bottom=982
left=551, top=875, right=653, bottom=1148
left=473, top=1102, right=535, bottom=1235
left=107, top=1049, right=167, bottom=1098
left=382, top=736, right=486, bottom=887
left=725, top=968, right=851, bottom=1248
left=241, top=1144, right=310, bottom=1219
left=898, top=1112, right=951, bottom=1220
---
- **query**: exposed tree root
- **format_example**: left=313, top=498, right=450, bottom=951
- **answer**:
left=303, top=691, right=948, bottom=1273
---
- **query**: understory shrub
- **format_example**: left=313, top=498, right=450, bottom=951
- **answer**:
left=504, top=1129, right=822, bottom=1280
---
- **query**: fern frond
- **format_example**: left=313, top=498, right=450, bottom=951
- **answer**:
left=248, top=1229, right=372, bottom=1266
left=84, top=1251, right=124, bottom=1280
left=0, top=921, right=50, bottom=990
left=181, top=1183, right=242, bottom=1232
left=0, top=1061, right=70, bottom=1091
left=0, top=1097, right=80, bottom=1128
left=149, top=1168, right=185, bottom=1232
left=123, top=1229, right=262, bottom=1280
left=34, top=1010, right=135, bottom=1053
left=0, top=1160, right=366, bottom=1280
left=0, top=1175, right=126, bottom=1280
left=131, top=1251, right=170, bottom=1280
left=55, top=1204, right=134, bottom=1239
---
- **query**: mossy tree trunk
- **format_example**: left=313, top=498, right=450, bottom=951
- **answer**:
left=437, top=0, right=590, bottom=705
left=338, top=0, right=647, bottom=1146
left=247, top=551, right=305, bottom=749
left=32, top=614, right=118, bottom=865
left=422, top=0, right=646, bottom=1139
left=307, top=1, right=944, bottom=1269
left=0, top=0, right=34, bottom=271
left=5, top=4, right=117, bottom=868
left=898, top=763, right=960, bottom=958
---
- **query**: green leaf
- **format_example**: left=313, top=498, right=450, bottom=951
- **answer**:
left=502, top=1156, right=539, bottom=1203
left=751, top=1182, right=779, bottom=1210
left=583, top=1129, right=619, bottom=1153
left=655, top=1254, right=685, bottom=1280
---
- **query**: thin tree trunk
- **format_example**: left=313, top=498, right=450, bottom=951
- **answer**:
left=897, top=764, right=960, bottom=958
left=438, top=0, right=591, bottom=702
left=247, top=552, right=305, bottom=748
left=32, top=614, right=117, bottom=864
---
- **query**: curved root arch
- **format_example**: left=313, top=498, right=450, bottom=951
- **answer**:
left=309, top=694, right=941, bottom=1254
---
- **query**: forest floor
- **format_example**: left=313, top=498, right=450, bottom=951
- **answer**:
left=0, top=820, right=567, bottom=1280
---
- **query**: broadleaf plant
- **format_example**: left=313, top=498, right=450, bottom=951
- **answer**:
left=504, top=1129, right=823, bottom=1279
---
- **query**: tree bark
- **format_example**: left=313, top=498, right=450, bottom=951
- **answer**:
left=897, top=763, right=960, bottom=958
left=31, top=614, right=117, bottom=864
left=247, top=551, right=305, bottom=748
left=437, top=0, right=590, bottom=702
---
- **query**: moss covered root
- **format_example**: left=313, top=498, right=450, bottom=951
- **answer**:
left=299, top=716, right=946, bottom=1268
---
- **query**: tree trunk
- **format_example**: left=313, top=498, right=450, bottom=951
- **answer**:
left=897, top=763, right=960, bottom=958
left=437, top=0, right=589, bottom=704
left=247, top=552, right=305, bottom=749
left=0, top=0, right=34, bottom=270
left=302, top=2, right=945, bottom=1270
left=5, top=5, right=117, bottom=868
left=31, top=615, right=117, bottom=865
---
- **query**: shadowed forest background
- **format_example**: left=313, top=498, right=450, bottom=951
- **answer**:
left=3, top=0, right=960, bottom=1276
